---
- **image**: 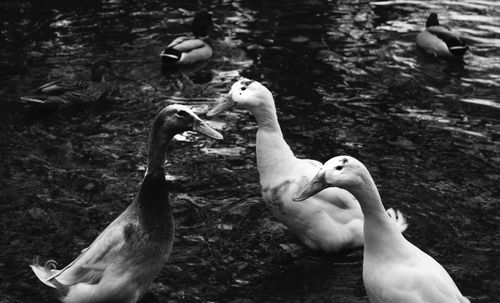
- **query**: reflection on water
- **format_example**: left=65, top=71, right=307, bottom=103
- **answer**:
left=0, top=0, right=499, bottom=302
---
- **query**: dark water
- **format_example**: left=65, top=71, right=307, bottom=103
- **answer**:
left=0, top=0, right=499, bottom=302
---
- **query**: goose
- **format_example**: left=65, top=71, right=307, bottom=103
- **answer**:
left=294, top=155, right=470, bottom=303
left=207, top=79, right=407, bottom=252
left=20, top=59, right=115, bottom=106
left=30, top=104, right=223, bottom=303
left=160, top=11, right=214, bottom=67
left=416, top=12, right=468, bottom=60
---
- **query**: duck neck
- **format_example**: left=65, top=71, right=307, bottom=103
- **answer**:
left=249, top=104, right=296, bottom=183
left=349, top=176, right=405, bottom=255
left=139, top=126, right=175, bottom=210
left=146, top=128, right=175, bottom=178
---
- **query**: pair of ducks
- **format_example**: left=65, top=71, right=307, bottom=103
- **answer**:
left=21, top=11, right=214, bottom=106
left=161, top=11, right=470, bottom=64
left=207, top=79, right=471, bottom=303
left=31, top=78, right=469, bottom=303
left=159, top=11, right=469, bottom=65
left=163, top=11, right=470, bottom=66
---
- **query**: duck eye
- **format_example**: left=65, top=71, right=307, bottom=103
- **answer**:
left=241, top=87, right=247, bottom=91
left=335, top=166, right=343, bottom=171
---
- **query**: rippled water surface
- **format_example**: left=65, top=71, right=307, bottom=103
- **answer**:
left=1, top=0, right=499, bottom=302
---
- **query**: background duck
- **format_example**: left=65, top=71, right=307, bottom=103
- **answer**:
left=160, top=11, right=214, bottom=68
left=295, top=156, right=469, bottom=303
left=416, top=12, right=468, bottom=60
left=207, top=79, right=407, bottom=252
left=30, top=104, right=223, bottom=303
left=20, top=59, right=116, bottom=106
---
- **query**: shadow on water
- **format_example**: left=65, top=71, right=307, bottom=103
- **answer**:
left=0, top=0, right=499, bottom=302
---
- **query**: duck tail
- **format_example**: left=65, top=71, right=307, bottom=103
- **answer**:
left=34, top=81, right=65, bottom=95
left=386, top=208, right=408, bottom=233
left=440, top=35, right=468, bottom=57
left=19, top=96, right=47, bottom=104
left=449, top=45, right=468, bottom=57
left=29, top=257, right=60, bottom=288
left=160, top=48, right=182, bottom=64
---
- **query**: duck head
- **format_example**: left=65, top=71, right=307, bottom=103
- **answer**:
left=294, top=156, right=368, bottom=201
left=426, top=12, right=439, bottom=27
left=146, top=105, right=222, bottom=175
left=90, top=58, right=112, bottom=82
left=207, top=79, right=274, bottom=117
left=192, top=11, right=213, bottom=38
left=154, top=104, right=223, bottom=140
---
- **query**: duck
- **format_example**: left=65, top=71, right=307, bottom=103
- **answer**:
left=20, top=59, right=115, bottom=106
left=207, top=79, right=407, bottom=252
left=294, top=155, right=470, bottom=303
left=30, top=104, right=223, bottom=303
left=160, top=11, right=214, bottom=67
left=416, top=12, right=468, bottom=60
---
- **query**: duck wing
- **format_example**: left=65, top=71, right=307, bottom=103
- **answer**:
left=170, top=38, right=207, bottom=52
left=366, top=244, right=469, bottom=303
left=49, top=213, right=140, bottom=286
left=369, top=264, right=469, bottom=303
left=426, top=26, right=466, bottom=47
left=35, top=80, right=88, bottom=95
left=166, top=36, right=192, bottom=49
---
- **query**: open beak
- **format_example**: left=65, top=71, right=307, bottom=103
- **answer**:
left=206, top=93, right=235, bottom=117
left=192, top=118, right=223, bottom=140
left=293, top=169, right=328, bottom=202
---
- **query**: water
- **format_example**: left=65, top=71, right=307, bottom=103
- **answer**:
left=0, top=0, right=499, bottom=302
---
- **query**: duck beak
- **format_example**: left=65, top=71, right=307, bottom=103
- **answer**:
left=206, top=93, right=235, bottom=117
left=192, top=118, right=224, bottom=140
left=293, top=169, right=328, bottom=202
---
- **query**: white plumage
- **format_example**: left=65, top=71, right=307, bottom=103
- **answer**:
left=208, top=79, right=407, bottom=252
left=294, top=155, right=470, bottom=303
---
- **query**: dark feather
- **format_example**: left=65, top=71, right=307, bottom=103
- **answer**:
left=427, top=27, right=467, bottom=55
left=426, top=12, right=440, bottom=27
left=160, top=48, right=182, bottom=64
left=192, top=11, right=213, bottom=38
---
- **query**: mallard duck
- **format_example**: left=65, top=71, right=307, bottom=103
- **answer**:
left=207, top=79, right=407, bottom=252
left=160, top=11, right=214, bottom=67
left=294, top=156, right=470, bottom=303
left=20, top=59, right=115, bottom=106
left=30, top=104, right=223, bottom=303
left=416, top=12, right=468, bottom=60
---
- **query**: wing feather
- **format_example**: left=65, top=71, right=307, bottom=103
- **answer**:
left=171, top=38, right=207, bottom=52
left=50, top=210, right=140, bottom=286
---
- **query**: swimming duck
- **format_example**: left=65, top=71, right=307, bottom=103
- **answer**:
left=20, top=59, right=115, bottom=106
left=207, top=79, right=407, bottom=252
left=416, top=12, right=468, bottom=60
left=30, top=104, right=223, bottom=303
left=294, top=156, right=470, bottom=303
left=160, top=11, right=214, bottom=67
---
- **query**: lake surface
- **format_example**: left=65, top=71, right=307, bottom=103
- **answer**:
left=0, top=0, right=499, bottom=302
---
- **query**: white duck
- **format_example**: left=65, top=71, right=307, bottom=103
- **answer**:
left=207, top=79, right=407, bottom=252
left=30, top=104, right=223, bottom=303
left=294, top=155, right=470, bottom=303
